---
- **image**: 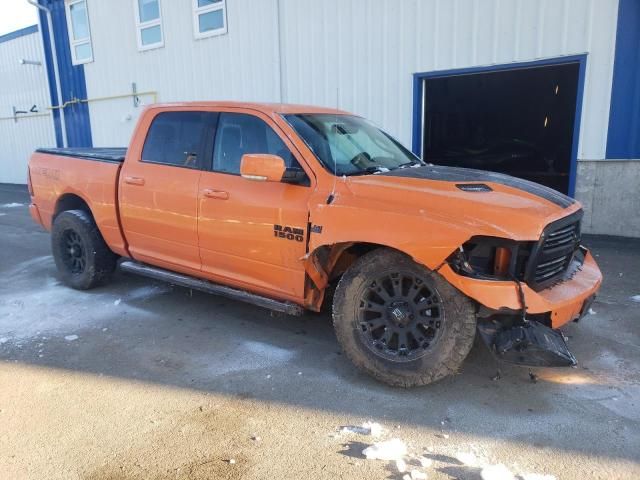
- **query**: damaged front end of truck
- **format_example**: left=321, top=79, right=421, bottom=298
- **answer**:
left=443, top=210, right=599, bottom=368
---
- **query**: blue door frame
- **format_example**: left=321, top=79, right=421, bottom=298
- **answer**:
left=411, top=55, right=587, bottom=197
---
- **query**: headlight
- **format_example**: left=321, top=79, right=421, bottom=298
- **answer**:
left=447, top=236, right=535, bottom=280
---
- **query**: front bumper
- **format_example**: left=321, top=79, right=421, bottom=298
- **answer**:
left=439, top=249, right=602, bottom=328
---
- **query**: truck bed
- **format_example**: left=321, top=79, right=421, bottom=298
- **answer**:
left=35, top=147, right=127, bottom=163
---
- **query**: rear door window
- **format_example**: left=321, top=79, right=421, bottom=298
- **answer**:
left=142, top=111, right=217, bottom=169
left=212, top=113, right=300, bottom=174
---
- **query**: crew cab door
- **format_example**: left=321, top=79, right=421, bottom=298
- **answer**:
left=198, top=110, right=313, bottom=300
left=119, top=109, right=217, bottom=271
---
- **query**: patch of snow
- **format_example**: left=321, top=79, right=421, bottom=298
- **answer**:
left=480, top=464, right=515, bottom=480
left=126, top=284, right=172, bottom=301
left=1, top=203, right=23, bottom=208
left=455, top=451, right=480, bottom=467
left=64, top=335, right=79, bottom=341
left=0, top=213, right=6, bottom=216
left=362, top=438, right=407, bottom=461
left=588, top=308, right=596, bottom=315
left=411, top=470, right=427, bottom=480
left=113, top=298, right=121, bottom=306
left=340, top=421, right=383, bottom=437
left=0, top=337, right=8, bottom=344
left=631, top=295, right=640, bottom=303
left=395, top=459, right=407, bottom=473
left=521, top=474, right=556, bottom=480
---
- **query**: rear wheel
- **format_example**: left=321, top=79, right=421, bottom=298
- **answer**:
left=332, top=249, right=476, bottom=387
left=51, top=210, right=117, bottom=290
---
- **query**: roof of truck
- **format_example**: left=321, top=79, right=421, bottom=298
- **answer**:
left=146, top=101, right=351, bottom=115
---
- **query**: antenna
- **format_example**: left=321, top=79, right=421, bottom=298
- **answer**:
left=331, top=87, right=339, bottom=196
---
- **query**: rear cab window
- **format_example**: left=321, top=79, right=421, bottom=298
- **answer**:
left=142, top=111, right=217, bottom=169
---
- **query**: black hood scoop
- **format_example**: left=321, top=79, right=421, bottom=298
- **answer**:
left=381, top=165, right=575, bottom=208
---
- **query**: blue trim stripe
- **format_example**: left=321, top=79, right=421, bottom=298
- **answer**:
left=0, top=24, right=38, bottom=44
left=39, top=0, right=92, bottom=148
left=411, top=55, right=587, bottom=197
left=606, top=0, right=640, bottom=159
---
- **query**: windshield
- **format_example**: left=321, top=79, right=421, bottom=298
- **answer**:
left=283, top=114, right=423, bottom=176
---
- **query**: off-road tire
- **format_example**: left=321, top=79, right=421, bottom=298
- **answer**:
left=332, top=249, right=476, bottom=387
left=51, top=210, right=118, bottom=290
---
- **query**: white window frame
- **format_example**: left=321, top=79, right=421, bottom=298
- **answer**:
left=192, top=0, right=227, bottom=40
left=65, top=0, right=93, bottom=65
left=133, top=0, right=164, bottom=51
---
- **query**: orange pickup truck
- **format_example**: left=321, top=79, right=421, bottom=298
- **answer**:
left=28, top=102, right=602, bottom=386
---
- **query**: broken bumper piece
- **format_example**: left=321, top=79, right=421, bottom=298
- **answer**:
left=479, top=320, right=577, bottom=367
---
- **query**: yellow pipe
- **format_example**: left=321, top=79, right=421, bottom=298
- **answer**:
left=0, top=112, right=52, bottom=122
left=47, top=91, right=158, bottom=110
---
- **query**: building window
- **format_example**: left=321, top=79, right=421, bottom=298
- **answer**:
left=65, top=0, right=93, bottom=64
left=134, top=0, right=164, bottom=51
left=193, top=0, right=227, bottom=39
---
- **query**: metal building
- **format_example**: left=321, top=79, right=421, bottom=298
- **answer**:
left=1, top=0, right=639, bottom=236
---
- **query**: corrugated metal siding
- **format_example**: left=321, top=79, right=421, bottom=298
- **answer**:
left=83, top=0, right=281, bottom=147
left=278, top=0, right=619, bottom=159
left=0, top=29, right=56, bottom=184
left=79, top=0, right=619, bottom=161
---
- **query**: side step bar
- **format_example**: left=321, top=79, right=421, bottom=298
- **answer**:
left=119, top=260, right=304, bottom=316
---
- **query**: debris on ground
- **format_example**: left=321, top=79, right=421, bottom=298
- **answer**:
left=529, top=371, right=538, bottom=383
left=1, top=203, right=23, bottom=208
left=0, top=337, right=8, bottom=344
left=64, top=335, right=79, bottom=341
left=251, top=435, right=261, bottom=442
left=362, top=438, right=407, bottom=460
left=480, top=463, right=515, bottom=480
left=340, top=421, right=383, bottom=437
left=491, top=370, right=501, bottom=381
left=520, top=474, right=557, bottom=480
left=227, top=458, right=236, bottom=465
left=395, top=458, right=407, bottom=473
left=114, top=299, right=121, bottom=306
left=631, top=295, right=640, bottom=303
left=588, top=308, right=596, bottom=315
left=418, top=456, right=433, bottom=468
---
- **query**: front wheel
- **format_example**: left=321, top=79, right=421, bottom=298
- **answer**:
left=332, top=249, right=476, bottom=387
left=51, top=210, right=118, bottom=290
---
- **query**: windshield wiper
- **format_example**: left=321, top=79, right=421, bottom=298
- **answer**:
left=393, top=160, right=423, bottom=170
left=343, top=166, right=388, bottom=176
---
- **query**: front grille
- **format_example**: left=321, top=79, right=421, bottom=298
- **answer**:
left=525, top=211, right=583, bottom=291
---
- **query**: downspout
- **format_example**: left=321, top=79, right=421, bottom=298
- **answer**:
left=276, top=0, right=286, bottom=103
left=27, top=0, right=68, bottom=147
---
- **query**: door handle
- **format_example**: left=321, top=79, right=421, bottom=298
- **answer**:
left=124, top=176, right=145, bottom=186
left=202, top=189, right=229, bottom=200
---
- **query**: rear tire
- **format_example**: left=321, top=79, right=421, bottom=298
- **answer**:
left=332, top=249, right=476, bottom=387
left=51, top=210, right=117, bottom=290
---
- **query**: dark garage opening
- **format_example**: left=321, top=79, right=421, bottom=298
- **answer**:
left=420, top=62, right=580, bottom=194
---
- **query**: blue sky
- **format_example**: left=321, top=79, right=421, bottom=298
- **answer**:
left=1, top=0, right=39, bottom=36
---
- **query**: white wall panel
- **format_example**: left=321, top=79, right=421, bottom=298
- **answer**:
left=278, top=0, right=619, bottom=158
left=83, top=0, right=282, bottom=147
left=0, top=30, right=55, bottom=184
left=80, top=0, right=619, bottom=161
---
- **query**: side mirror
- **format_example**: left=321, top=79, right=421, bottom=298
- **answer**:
left=240, top=154, right=286, bottom=182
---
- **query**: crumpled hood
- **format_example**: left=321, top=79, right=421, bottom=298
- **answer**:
left=344, top=165, right=580, bottom=240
